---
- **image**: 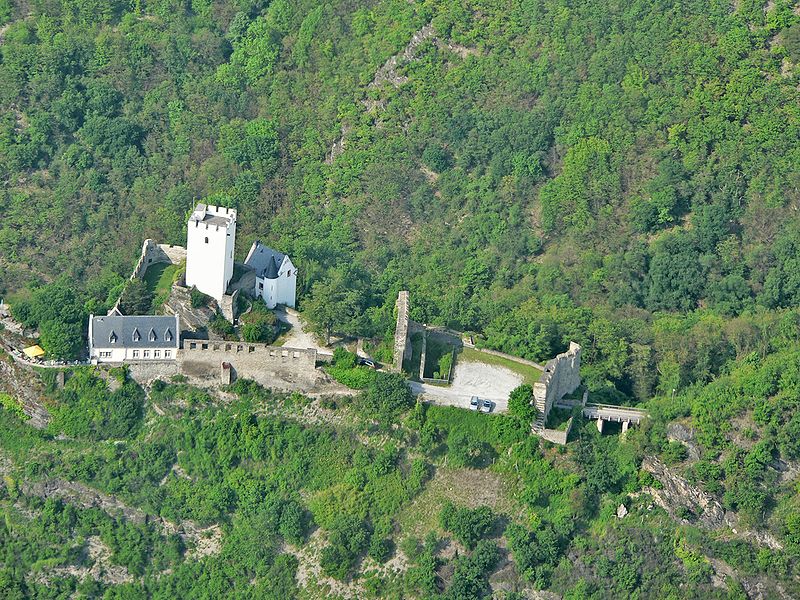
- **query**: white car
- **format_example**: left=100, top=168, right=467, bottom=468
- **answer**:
left=469, top=396, right=479, bottom=410
left=479, top=399, right=493, bottom=413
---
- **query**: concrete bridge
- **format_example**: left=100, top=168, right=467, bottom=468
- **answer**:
left=582, top=403, right=648, bottom=433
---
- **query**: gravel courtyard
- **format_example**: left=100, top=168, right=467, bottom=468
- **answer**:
left=410, top=359, right=523, bottom=413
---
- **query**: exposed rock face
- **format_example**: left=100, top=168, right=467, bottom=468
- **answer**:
left=666, top=422, right=701, bottom=461
left=0, top=346, right=50, bottom=428
left=163, top=283, right=216, bottom=334
left=1, top=475, right=221, bottom=558
left=642, top=456, right=783, bottom=550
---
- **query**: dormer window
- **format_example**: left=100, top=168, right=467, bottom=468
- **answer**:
left=132, top=328, right=141, bottom=342
left=165, top=329, right=173, bottom=342
left=149, top=329, right=157, bottom=342
left=109, top=332, right=117, bottom=344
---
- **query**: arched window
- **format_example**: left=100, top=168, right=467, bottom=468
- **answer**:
left=204, top=237, right=209, bottom=244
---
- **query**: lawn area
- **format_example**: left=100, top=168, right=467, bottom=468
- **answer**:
left=403, top=332, right=424, bottom=378
left=459, top=347, right=543, bottom=385
left=423, top=336, right=456, bottom=380
left=143, top=263, right=179, bottom=298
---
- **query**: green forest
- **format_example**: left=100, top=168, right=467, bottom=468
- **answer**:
left=2, top=0, right=800, bottom=596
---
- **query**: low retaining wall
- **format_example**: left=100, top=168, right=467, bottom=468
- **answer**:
left=538, top=417, right=573, bottom=445
left=473, top=347, right=544, bottom=370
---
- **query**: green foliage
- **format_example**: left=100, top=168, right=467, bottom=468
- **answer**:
left=439, top=502, right=495, bottom=549
left=39, top=320, right=83, bottom=360
left=49, top=368, right=144, bottom=440
left=209, top=313, right=235, bottom=337
left=189, top=286, right=210, bottom=309
left=508, top=384, right=536, bottom=422
left=358, top=371, right=414, bottom=426
left=118, top=279, right=154, bottom=315
left=325, top=348, right=377, bottom=389
left=239, top=301, right=278, bottom=343
left=0, top=393, right=27, bottom=421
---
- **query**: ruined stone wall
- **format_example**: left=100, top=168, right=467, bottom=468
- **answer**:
left=393, top=291, right=412, bottom=371
left=533, top=342, right=581, bottom=425
left=179, top=342, right=317, bottom=391
left=130, top=240, right=187, bottom=281
left=218, top=289, right=239, bottom=323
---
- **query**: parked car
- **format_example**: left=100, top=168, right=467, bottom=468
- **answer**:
left=470, top=396, right=479, bottom=410
left=358, top=357, right=378, bottom=369
left=479, top=399, right=493, bottom=413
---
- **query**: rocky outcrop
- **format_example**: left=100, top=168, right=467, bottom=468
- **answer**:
left=0, top=342, right=50, bottom=428
left=163, top=283, right=216, bottom=334
left=1, top=475, right=221, bottom=559
left=642, top=456, right=783, bottom=550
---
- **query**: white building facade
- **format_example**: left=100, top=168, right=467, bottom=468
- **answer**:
left=185, top=203, right=237, bottom=303
left=89, top=314, right=180, bottom=363
left=244, top=241, right=297, bottom=309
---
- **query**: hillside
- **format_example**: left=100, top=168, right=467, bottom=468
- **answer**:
left=3, top=0, right=800, bottom=597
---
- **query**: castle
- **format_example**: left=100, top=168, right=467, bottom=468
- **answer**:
left=185, top=204, right=237, bottom=304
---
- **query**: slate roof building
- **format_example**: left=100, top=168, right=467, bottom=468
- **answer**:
left=244, top=241, right=297, bottom=309
left=88, top=314, right=180, bottom=364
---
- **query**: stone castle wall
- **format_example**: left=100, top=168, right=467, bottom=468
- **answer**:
left=393, top=291, right=412, bottom=371
left=179, top=342, right=318, bottom=391
left=533, top=342, right=581, bottom=426
left=131, top=240, right=187, bottom=281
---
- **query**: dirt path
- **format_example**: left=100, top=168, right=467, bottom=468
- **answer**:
left=274, top=307, right=331, bottom=356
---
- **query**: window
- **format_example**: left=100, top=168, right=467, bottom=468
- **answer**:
left=143, top=350, right=150, bottom=358
left=100, top=351, right=111, bottom=358
left=132, top=350, right=139, bottom=358
left=132, top=328, right=140, bottom=342
left=109, top=332, right=117, bottom=344
left=164, top=350, right=171, bottom=358
left=204, top=237, right=209, bottom=244
left=154, top=350, right=161, bottom=358
left=165, top=329, right=173, bottom=342
left=287, top=270, right=291, bottom=278
left=149, top=329, right=157, bottom=342
left=259, top=282, right=263, bottom=290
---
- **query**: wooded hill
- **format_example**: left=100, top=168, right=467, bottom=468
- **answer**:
left=3, top=0, right=800, bottom=597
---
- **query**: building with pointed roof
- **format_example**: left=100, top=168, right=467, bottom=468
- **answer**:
left=244, top=241, right=297, bottom=309
left=88, top=314, right=180, bottom=363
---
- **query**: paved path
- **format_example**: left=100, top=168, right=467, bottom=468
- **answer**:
left=410, top=359, right=521, bottom=413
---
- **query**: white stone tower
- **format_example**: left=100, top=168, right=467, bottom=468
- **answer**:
left=185, top=203, right=236, bottom=303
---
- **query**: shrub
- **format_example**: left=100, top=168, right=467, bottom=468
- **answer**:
left=359, top=372, right=414, bottom=426
left=439, top=502, right=495, bottom=549
left=240, top=301, right=279, bottom=343
left=0, top=393, right=28, bottom=420
left=209, top=313, right=235, bottom=337
left=189, top=286, right=210, bottom=308
left=508, top=384, right=536, bottom=422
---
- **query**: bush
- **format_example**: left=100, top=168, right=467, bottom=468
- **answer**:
left=439, top=502, right=495, bottom=549
left=359, top=372, right=414, bottom=426
left=508, top=384, right=536, bottom=422
left=210, top=313, right=235, bottom=337
left=662, top=440, right=689, bottom=465
left=240, top=301, right=279, bottom=343
left=325, top=348, right=377, bottom=389
left=119, top=279, right=154, bottom=315
left=189, top=286, right=211, bottom=308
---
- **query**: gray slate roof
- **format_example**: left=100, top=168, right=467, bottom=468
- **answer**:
left=245, top=241, right=285, bottom=280
left=91, top=315, right=179, bottom=349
